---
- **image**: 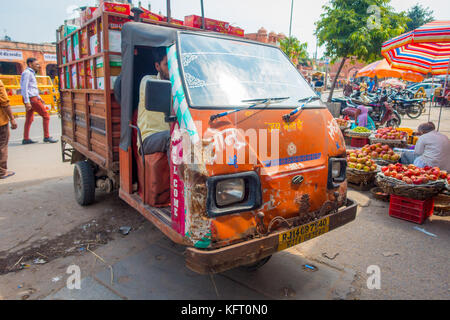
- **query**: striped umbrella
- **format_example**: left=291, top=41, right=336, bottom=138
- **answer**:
left=382, top=21, right=450, bottom=131
left=381, top=21, right=450, bottom=75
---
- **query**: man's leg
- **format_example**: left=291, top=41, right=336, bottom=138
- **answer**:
left=0, top=124, right=10, bottom=177
left=30, top=97, right=50, bottom=139
left=23, top=107, right=35, bottom=141
left=400, top=150, right=417, bottom=165
left=141, top=131, right=171, bottom=156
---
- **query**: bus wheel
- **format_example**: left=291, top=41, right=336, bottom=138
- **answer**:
left=240, top=255, right=272, bottom=272
left=73, top=161, right=96, bottom=206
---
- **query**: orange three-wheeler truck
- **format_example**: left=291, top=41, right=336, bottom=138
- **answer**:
left=57, top=10, right=357, bottom=274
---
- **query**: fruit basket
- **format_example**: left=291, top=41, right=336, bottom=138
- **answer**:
left=347, top=167, right=378, bottom=185
left=336, top=118, right=351, bottom=131
left=376, top=173, right=445, bottom=200
left=370, top=127, right=408, bottom=148
left=346, top=148, right=378, bottom=185
left=370, top=187, right=390, bottom=202
left=346, top=130, right=372, bottom=138
left=433, top=190, right=450, bottom=216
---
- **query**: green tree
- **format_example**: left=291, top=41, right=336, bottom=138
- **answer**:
left=405, top=4, right=434, bottom=32
left=315, top=0, right=408, bottom=102
left=279, top=36, right=309, bottom=66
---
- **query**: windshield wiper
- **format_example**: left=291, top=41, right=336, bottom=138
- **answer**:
left=282, top=96, right=320, bottom=122
left=210, top=97, right=290, bottom=122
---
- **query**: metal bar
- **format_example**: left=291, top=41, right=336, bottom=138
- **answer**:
left=201, top=0, right=205, bottom=30
left=437, top=59, right=450, bottom=131
left=166, top=0, right=171, bottom=24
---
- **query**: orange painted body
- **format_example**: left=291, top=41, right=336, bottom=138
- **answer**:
left=181, top=106, right=346, bottom=249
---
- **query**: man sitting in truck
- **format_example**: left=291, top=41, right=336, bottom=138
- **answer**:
left=137, top=47, right=171, bottom=157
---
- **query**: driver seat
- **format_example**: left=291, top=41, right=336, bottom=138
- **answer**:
left=131, top=111, right=170, bottom=207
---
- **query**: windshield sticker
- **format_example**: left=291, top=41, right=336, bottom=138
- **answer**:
left=182, top=53, right=198, bottom=67
left=185, top=72, right=207, bottom=88
left=167, top=46, right=199, bottom=144
left=263, top=153, right=321, bottom=168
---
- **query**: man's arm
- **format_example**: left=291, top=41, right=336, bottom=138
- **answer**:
left=21, top=71, right=32, bottom=110
left=3, top=105, right=17, bottom=129
left=414, top=136, right=425, bottom=156
left=0, top=82, right=17, bottom=129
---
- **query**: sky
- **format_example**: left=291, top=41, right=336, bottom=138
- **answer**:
left=0, top=0, right=449, bottom=58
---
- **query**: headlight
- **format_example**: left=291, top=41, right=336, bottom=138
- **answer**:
left=207, top=172, right=262, bottom=218
left=216, top=178, right=245, bottom=206
left=331, top=161, right=342, bottom=178
left=328, top=158, right=347, bottom=189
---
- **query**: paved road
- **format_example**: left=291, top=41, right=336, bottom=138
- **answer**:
left=0, top=112, right=448, bottom=300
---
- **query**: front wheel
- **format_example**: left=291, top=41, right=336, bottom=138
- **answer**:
left=73, top=161, right=96, bottom=206
left=240, top=256, right=272, bottom=272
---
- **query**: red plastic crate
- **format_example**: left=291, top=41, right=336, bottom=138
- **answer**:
left=389, top=194, right=434, bottom=224
left=350, top=137, right=369, bottom=148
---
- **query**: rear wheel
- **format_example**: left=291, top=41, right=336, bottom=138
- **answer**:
left=405, top=104, right=423, bottom=119
left=387, top=114, right=401, bottom=128
left=73, top=161, right=96, bottom=206
left=240, top=255, right=272, bottom=272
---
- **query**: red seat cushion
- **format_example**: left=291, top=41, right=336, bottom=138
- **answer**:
left=131, top=110, right=170, bottom=206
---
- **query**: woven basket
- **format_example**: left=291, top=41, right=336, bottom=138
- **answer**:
left=347, top=167, right=377, bottom=185
left=434, top=190, right=450, bottom=216
left=375, top=173, right=445, bottom=200
left=370, top=187, right=390, bottom=202
left=369, top=136, right=407, bottom=148
left=346, top=131, right=372, bottom=138
left=373, top=157, right=400, bottom=166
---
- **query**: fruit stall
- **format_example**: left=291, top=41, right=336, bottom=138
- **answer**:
left=336, top=116, right=449, bottom=223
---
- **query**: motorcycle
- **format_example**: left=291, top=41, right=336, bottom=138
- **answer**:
left=388, top=90, right=425, bottom=119
left=333, top=95, right=401, bottom=129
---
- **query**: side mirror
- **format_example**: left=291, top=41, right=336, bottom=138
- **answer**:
left=145, top=79, right=172, bottom=117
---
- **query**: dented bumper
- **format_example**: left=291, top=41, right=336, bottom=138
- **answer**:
left=185, top=198, right=357, bottom=274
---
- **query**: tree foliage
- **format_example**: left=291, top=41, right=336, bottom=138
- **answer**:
left=405, top=4, right=434, bottom=32
left=279, top=36, right=309, bottom=66
left=314, top=0, right=409, bottom=101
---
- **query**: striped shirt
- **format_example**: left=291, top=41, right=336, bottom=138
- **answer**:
left=20, top=67, right=40, bottom=104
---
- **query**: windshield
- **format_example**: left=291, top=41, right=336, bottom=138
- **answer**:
left=178, top=33, right=318, bottom=108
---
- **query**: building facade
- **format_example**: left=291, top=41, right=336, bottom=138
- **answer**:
left=0, top=40, right=57, bottom=78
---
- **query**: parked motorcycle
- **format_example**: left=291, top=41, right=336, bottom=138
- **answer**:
left=333, top=95, right=401, bottom=129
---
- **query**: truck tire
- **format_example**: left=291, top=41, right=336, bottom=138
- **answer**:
left=240, top=255, right=272, bottom=272
left=73, top=161, right=96, bottom=206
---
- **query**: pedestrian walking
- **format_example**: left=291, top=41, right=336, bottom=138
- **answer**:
left=0, top=79, right=18, bottom=179
left=20, top=57, right=57, bottom=144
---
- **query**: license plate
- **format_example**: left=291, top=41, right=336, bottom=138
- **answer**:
left=278, top=217, right=330, bottom=251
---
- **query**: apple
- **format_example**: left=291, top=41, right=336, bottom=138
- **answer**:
left=356, top=163, right=363, bottom=170
left=381, top=167, right=388, bottom=172
left=439, top=170, right=448, bottom=179
left=403, top=177, right=413, bottom=184
left=365, top=161, right=372, bottom=167
left=370, top=165, right=377, bottom=171
left=349, top=163, right=356, bottom=169
left=384, top=170, right=391, bottom=177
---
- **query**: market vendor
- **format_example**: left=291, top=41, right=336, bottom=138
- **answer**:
left=400, top=122, right=450, bottom=171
